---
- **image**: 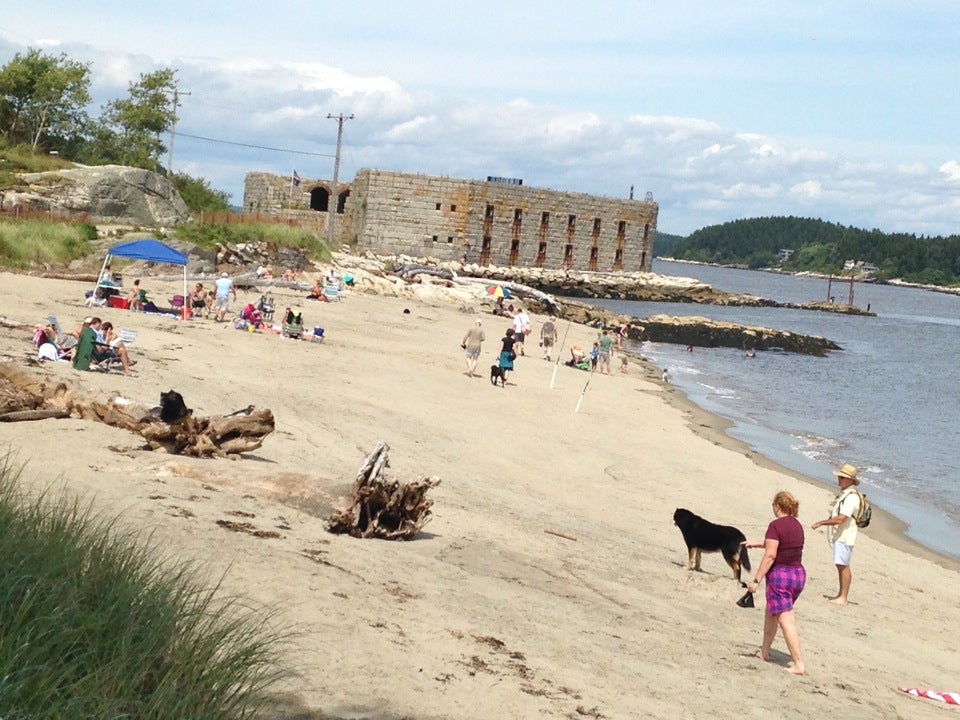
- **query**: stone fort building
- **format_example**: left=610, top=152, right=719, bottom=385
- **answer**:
left=243, top=169, right=658, bottom=272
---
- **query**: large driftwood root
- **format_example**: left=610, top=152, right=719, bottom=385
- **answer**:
left=0, top=362, right=274, bottom=457
left=326, top=441, right=439, bottom=540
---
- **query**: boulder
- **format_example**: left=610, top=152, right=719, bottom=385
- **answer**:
left=4, top=165, right=190, bottom=226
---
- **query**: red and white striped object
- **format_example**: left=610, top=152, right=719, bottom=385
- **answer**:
left=899, top=688, right=960, bottom=704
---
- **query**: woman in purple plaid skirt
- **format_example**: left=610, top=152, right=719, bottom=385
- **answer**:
left=744, top=491, right=806, bottom=675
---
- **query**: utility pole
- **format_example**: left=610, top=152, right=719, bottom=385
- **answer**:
left=166, top=87, right=191, bottom=176
left=326, top=113, right=354, bottom=248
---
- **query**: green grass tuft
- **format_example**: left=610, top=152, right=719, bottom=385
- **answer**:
left=0, top=456, right=286, bottom=719
left=0, top=220, right=96, bottom=269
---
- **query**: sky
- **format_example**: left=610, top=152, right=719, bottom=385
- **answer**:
left=3, top=1, right=959, bottom=236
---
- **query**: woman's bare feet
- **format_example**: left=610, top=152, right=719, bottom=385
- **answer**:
left=754, top=649, right=769, bottom=662
left=787, top=664, right=806, bottom=675
left=827, top=596, right=848, bottom=606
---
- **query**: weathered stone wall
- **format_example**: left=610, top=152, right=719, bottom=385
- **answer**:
left=243, top=169, right=658, bottom=271
left=347, top=170, right=658, bottom=272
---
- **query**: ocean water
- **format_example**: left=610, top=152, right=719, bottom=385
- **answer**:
left=588, top=260, right=960, bottom=562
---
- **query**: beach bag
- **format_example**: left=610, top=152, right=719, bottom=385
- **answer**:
left=853, top=489, right=872, bottom=528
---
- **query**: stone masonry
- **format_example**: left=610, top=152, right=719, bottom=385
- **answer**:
left=243, top=169, right=658, bottom=272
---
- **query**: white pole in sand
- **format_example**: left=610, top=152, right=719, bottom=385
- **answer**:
left=549, top=320, right=572, bottom=389
left=574, top=364, right=597, bottom=413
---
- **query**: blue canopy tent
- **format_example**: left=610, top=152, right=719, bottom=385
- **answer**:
left=97, top=239, right=189, bottom=318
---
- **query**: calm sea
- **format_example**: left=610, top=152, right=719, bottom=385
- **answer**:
left=589, top=260, right=960, bottom=562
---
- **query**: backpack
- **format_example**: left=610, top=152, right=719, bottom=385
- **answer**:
left=852, top=489, right=872, bottom=528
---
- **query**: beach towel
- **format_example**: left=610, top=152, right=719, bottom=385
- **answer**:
left=898, top=688, right=960, bottom=704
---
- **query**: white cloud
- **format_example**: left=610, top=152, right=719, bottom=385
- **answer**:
left=790, top=180, right=823, bottom=199
left=939, top=160, right=960, bottom=182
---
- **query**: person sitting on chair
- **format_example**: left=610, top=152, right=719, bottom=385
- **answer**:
left=89, top=317, right=135, bottom=375
left=128, top=279, right=146, bottom=312
left=191, top=283, right=207, bottom=315
left=307, top=279, right=329, bottom=301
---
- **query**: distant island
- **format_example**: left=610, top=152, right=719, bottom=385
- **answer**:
left=655, top=216, right=960, bottom=288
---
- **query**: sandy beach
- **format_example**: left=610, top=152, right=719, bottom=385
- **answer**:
left=0, top=267, right=957, bottom=719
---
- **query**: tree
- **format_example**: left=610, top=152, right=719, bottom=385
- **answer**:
left=84, top=69, right=178, bottom=170
left=171, top=172, right=231, bottom=213
left=0, top=49, right=91, bottom=150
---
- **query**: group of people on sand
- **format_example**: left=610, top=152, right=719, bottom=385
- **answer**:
left=35, top=316, right=136, bottom=376
left=462, top=309, right=635, bottom=383
left=742, top=463, right=866, bottom=676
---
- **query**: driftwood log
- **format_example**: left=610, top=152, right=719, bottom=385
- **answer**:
left=0, top=362, right=274, bottom=457
left=327, top=441, right=439, bottom=540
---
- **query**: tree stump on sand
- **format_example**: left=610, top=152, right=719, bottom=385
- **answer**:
left=0, top=362, right=274, bottom=457
left=326, top=441, right=440, bottom=540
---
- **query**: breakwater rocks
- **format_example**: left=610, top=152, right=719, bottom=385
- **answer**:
left=458, top=263, right=767, bottom=306
left=452, top=262, right=873, bottom=315
left=628, top=314, right=841, bottom=356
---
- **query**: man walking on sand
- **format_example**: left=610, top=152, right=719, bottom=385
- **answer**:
left=214, top=272, right=237, bottom=323
left=462, top=318, right=485, bottom=377
left=811, top=464, right=862, bottom=605
left=513, top=307, right=530, bottom=357
left=540, top=319, right=556, bottom=361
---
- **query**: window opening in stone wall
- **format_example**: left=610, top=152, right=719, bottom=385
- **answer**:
left=588, top=246, right=599, bottom=271
left=337, top=189, right=350, bottom=214
left=593, top=218, right=601, bottom=236
left=614, top=248, right=623, bottom=271
left=643, top=223, right=650, bottom=240
left=480, top=235, right=492, bottom=266
left=536, top=241, right=547, bottom=268
left=568, top=214, right=576, bottom=229
left=509, top=239, right=520, bottom=266
left=436, top=202, right=441, bottom=210
left=541, top=211, right=550, bottom=228
left=432, top=235, right=438, bottom=242
left=640, top=250, right=647, bottom=269
left=310, top=187, right=330, bottom=212
left=485, top=204, right=494, bottom=219
left=563, top=243, right=573, bottom=269
left=617, top=220, right=626, bottom=238
left=447, top=237, right=453, bottom=243
left=451, top=204, right=457, bottom=211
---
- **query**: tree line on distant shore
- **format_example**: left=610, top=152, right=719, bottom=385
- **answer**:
left=0, top=48, right=229, bottom=213
left=657, top=216, right=960, bottom=286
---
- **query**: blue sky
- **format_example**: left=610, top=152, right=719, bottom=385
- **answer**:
left=3, top=1, right=959, bottom=236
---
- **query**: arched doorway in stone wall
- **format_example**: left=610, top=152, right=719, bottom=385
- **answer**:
left=310, top=187, right=331, bottom=212
left=336, top=189, right=350, bottom=213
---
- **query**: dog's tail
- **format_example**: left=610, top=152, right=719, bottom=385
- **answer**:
left=739, top=543, right=751, bottom=572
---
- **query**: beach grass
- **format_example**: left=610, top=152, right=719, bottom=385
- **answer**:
left=0, top=219, right=96, bottom=269
left=0, top=456, right=284, bottom=719
left=174, top=222, right=331, bottom=261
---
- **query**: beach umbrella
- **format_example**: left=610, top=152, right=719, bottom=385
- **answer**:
left=486, top=285, right=511, bottom=298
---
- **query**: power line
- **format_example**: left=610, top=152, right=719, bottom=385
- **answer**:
left=176, top=131, right=335, bottom=157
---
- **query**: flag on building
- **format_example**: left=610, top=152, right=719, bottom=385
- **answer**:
left=292, top=171, right=301, bottom=187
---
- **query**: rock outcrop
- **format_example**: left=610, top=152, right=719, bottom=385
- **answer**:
left=3, top=165, right=190, bottom=227
left=629, top=314, right=841, bottom=356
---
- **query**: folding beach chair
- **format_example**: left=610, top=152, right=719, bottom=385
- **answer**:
left=323, top=283, right=341, bottom=302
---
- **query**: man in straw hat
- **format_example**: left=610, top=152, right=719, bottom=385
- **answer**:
left=811, top=464, right=863, bottom=606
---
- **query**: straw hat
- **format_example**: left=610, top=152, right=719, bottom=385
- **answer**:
left=833, top=464, right=860, bottom=484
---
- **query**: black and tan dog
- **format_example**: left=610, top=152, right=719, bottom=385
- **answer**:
left=490, top=364, right=506, bottom=387
left=673, top=508, right=751, bottom=583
